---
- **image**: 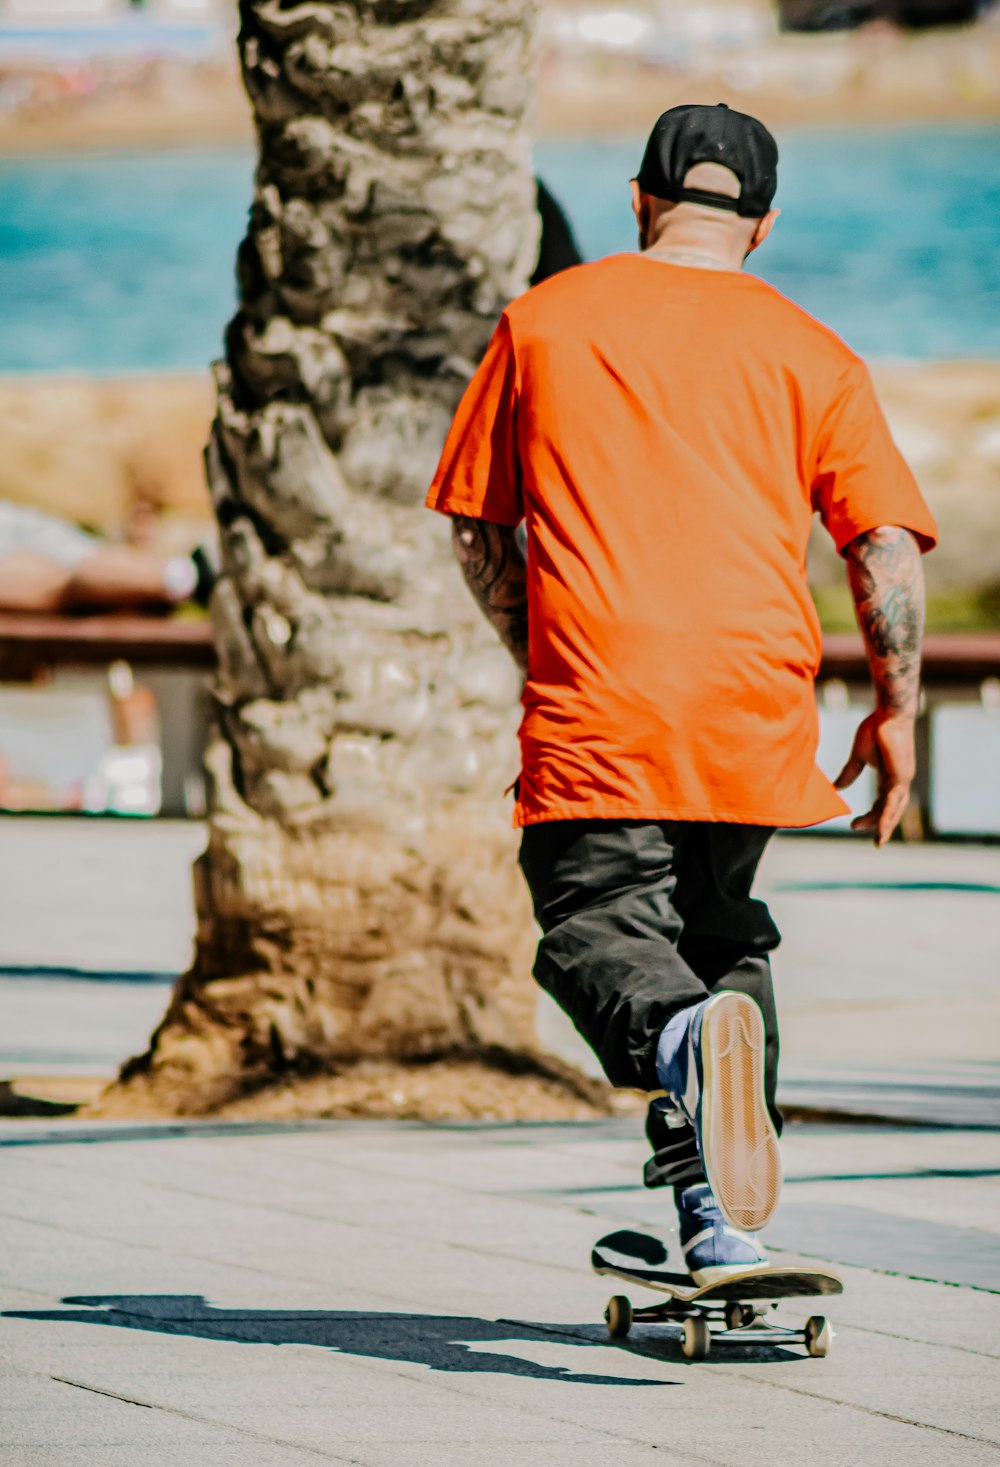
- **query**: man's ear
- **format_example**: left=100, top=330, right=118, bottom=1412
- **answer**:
left=630, top=180, right=650, bottom=248
left=747, top=207, right=780, bottom=254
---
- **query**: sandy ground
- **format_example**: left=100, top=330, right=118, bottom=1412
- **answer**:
left=2, top=362, right=997, bottom=617
left=0, top=373, right=215, bottom=558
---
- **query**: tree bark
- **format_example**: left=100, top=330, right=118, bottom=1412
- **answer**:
left=101, top=0, right=582, bottom=1118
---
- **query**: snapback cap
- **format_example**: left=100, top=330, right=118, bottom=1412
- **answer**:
left=635, top=103, right=778, bottom=219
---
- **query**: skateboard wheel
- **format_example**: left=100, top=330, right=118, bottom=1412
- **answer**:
left=605, top=1295, right=633, bottom=1339
left=805, top=1315, right=833, bottom=1358
left=724, top=1301, right=753, bottom=1332
left=681, top=1317, right=711, bottom=1360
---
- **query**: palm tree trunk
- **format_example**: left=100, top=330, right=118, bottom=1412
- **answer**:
left=100, top=0, right=593, bottom=1117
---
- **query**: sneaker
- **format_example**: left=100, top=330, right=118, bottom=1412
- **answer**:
left=655, top=989, right=781, bottom=1233
left=676, top=1182, right=768, bottom=1286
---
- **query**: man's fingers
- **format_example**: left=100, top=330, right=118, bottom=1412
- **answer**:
left=876, top=784, right=910, bottom=847
left=834, top=747, right=867, bottom=790
left=851, top=785, right=910, bottom=844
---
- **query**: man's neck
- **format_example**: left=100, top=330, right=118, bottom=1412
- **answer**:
left=641, top=235, right=743, bottom=272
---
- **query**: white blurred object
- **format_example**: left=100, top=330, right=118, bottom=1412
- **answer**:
left=812, top=702, right=877, bottom=835
left=577, top=9, right=651, bottom=48
left=0, top=685, right=111, bottom=809
left=930, top=702, right=1000, bottom=837
left=83, top=744, right=162, bottom=818
left=5, top=0, right=113, bottom=14
left=973, top=422, right=1000, bottom=468
left=881, top=411, right=950, bottom=475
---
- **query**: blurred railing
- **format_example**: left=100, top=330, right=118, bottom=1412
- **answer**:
left=1, top=616, right=998, bottom=834
left=817, top=633, right=1000, bottom=840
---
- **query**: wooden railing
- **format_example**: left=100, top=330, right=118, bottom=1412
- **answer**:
left=2, top=615, right=998, bottom=686
left=1, top=616, right=997, bottom=831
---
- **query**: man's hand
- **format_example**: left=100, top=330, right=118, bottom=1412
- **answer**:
left=835, top=709, right=916, bottom=847
left=841, top=525, right=925, bottom=845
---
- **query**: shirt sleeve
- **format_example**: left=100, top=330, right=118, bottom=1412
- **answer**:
left=811, top=358, right=938, bottom=556
left=425, top=314, right=523, bottom=526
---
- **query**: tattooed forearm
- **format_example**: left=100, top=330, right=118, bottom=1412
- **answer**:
left=845, top=526, right=925, bottom=716
left=451, top=515, right=529, bottom=674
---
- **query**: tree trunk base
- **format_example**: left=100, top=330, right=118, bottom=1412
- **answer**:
left=91, top=1049, right=632, bottom=1123
left=94, top=802, right=614, bottom=1120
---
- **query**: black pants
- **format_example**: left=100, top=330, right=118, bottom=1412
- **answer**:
left=519, top=819, right=783, bottom=1190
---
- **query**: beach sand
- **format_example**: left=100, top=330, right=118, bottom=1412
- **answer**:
left=1, top=362, right=997, bottom=624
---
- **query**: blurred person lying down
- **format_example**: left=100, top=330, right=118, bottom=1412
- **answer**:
left=0, top=499, right=214, bottom=614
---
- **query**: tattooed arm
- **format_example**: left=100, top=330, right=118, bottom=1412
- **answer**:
left=834, top=525, right=926, bottom=845
left=451, top=515, right=529, bottom=675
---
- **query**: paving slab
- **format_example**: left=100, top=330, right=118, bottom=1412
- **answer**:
left=1, top=1118, right=998, bottom=1465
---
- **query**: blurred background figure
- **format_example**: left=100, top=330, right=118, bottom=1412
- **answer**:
left=0, top=498, right=213, bottom=613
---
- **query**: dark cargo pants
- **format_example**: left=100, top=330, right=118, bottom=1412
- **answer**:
left=518, top=819, right=783, bottom=1190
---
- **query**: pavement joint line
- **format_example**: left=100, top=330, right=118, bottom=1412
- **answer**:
left=0, top=1203, right=429, bottom=1309
left=461, top=1316, right=1000, bottom=1458
left=6, top=1154, right=999, bottom=1301
left=762, top=1243, right=1000, bottom=1298
left=29, top=1276, right=993, bottom=1447
left=1, top=1147, right=651, bottom=1283
left=31, top=1314, right=713, bottom=1457
left=535, top=1166, right=1000, bottom=1192
left=508, top=1189, right=1000, bottom=1297
left=43, top=1373, right=369, bottom=1464
left=717, top=1365, right=1000, bottom=1447
left=0, top=1163, right=609, bottom=1284
left=825, top=1318, right=1000, bottom=1361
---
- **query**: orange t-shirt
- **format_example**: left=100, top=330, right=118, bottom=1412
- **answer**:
left=426, top=254, right=937, bottom=829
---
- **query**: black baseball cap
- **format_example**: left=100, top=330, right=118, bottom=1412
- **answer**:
left=635, top=103, right=778, bottom=219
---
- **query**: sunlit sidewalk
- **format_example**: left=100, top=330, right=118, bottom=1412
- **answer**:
left=0, top=1112, right=997, bottom=1465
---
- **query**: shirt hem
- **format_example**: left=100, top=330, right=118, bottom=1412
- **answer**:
left=513, top=799, right=849, bottom=830
left=425, top=492, right=522, bottom=527
left=833, top=515, right=938, bottom=557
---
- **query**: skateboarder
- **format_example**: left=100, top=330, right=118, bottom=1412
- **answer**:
left=426, top=104, right=936, bottom=1283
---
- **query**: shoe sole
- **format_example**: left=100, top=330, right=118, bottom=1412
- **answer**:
left=699, top=990, right=782, bottom=1233
left=689, top=1261, right=768, bottom=1288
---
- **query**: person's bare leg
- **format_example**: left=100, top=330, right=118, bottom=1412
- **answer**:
left=0, top=553, right=72, bottom=612
left=64, top=546, right=194, bottom=610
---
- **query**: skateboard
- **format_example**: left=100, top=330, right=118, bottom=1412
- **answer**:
left=592, top=1229, right=843, bottom=1360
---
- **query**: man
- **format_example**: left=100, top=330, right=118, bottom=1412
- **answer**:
left=426, top=104, right=936, bottom=1282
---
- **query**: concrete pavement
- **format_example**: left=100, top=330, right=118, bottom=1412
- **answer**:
left=1, top=1115, right=998, bottom=1465
left=1, top=818, right=998, bottom=1461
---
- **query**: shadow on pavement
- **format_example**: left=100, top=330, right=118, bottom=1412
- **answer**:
left=3, top=1295, right=671, bottom=1386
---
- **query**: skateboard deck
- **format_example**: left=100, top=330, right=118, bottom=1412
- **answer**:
left=592, top=1229, right=843, bottom=1359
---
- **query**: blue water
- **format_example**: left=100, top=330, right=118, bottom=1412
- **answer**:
left=0, top=21, right=225, bottom=60
left=1, top=126, right=998, bottom=373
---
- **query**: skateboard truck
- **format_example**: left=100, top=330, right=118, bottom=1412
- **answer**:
left=593, top=1229, right=841, bottom=1361
left=604, top=1289, right=835, bottom=1360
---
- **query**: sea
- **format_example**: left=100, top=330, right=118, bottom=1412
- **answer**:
left=1, top=125, right=999, bottom=374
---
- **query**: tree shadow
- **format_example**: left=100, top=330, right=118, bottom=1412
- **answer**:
left=3, top=1295, right=670, bottom=1386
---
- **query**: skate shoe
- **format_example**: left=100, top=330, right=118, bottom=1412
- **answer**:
left=655, top=990, right=781, bottom=1233
left=676, top=1182, right=768, bottom=1286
